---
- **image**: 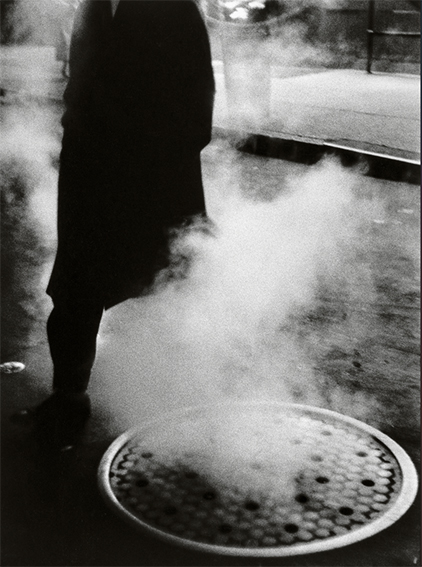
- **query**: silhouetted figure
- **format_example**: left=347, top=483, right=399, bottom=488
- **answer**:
left=22, top=0, right=215, bottom=450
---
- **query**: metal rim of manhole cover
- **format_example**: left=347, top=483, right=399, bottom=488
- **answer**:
left=98, top=402, right=418, bottom=557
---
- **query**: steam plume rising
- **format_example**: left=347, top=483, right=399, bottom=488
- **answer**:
left=95, top=157, right=383, bottom=432
left=1, top=104, right=59, bottom=358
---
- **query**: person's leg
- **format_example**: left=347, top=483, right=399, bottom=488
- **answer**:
left=33, top=299, right=104, bottom=450
left=47, top=300, right=104, bottom=394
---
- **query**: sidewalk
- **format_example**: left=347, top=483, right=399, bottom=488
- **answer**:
left=1, top=46, right=420, bottom=166
left=213, top=67, right=420, bottom=165
left=215, top=63, right=420, bottom=184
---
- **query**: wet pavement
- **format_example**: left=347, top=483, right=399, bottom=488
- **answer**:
left=1, top=48, right=420, bottom=567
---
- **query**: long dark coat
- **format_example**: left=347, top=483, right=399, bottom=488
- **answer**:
left=47, top=0, right=215, bottom=309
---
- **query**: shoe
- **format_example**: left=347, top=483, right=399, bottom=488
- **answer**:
left=32, top=391, right=91, bottom=452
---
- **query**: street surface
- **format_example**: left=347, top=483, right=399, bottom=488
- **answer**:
left=1, top=94, right=420, bottom=564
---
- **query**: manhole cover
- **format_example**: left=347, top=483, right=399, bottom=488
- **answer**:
left=98, top=403, right=418, bottom=556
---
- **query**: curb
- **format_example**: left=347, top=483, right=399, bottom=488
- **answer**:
left=2, top=85, right=419, bottom=186
left=213, top=126, right=421, bottom=185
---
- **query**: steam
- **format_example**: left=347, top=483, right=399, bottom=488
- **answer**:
left=1, top=100, right=415, bottom=502
left=1, top=105, right=59, bottom=243
left=4, top=0, right=79, bottom=47
left=216, top=3, right=343, bottom=130
left=90, top=152, right=390, bottom=497
left=160, top=162, right=361, bottom=346
left=94, top=156, right=383, bottom=434
left=1, top=103, right=59, bottom=357
left=0, top=1, right=417, bottom=514
left=132, top=406, right=320, bottom=502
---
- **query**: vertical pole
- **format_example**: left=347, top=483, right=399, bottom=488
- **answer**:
left=367, top=0, right=375, bottom=74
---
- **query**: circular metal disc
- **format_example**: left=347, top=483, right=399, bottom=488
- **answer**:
left=98, top=402, right=418, bottom=556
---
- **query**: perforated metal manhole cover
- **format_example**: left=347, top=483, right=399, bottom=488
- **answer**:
left=98, top=403, right=418, bottom=556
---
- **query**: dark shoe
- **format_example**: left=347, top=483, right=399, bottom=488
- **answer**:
left=33, top=391, right=91, bottom=452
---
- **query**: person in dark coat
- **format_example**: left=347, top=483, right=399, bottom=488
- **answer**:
left=27, top=0, right=215, bottom=450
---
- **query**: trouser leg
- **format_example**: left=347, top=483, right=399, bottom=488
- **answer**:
left=47, top=300, right=104, bottom=394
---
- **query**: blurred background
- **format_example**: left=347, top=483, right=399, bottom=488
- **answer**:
left=1, top=0, right=420, bottom=74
